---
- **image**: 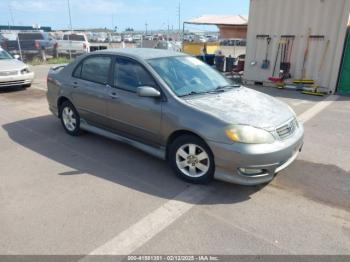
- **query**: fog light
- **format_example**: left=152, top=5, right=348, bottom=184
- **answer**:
left=238, top=168, right=264, bottom=175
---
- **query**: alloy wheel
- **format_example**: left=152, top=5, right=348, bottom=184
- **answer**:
left=62, top=107, right=77, bottom=132
left=175, top=143, right=210, bottom=178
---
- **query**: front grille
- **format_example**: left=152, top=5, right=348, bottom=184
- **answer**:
left=0, top=70, right=18, bottom=77
left=0, top=80, right=26, bottom=87
left=276, top=118, right=298, bottom=140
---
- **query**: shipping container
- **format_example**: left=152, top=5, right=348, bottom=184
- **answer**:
left=244, top=0, right=350, bottom=93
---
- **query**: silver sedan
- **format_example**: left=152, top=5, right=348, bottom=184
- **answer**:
left=0, top=48, right=34, bottom=88
left=47, top=49, right=304, bottom=185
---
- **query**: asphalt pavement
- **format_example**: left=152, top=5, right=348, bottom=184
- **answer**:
left=0, top=65, right=349, bottom=256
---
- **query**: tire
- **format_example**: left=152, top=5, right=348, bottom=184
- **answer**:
left=169, top=135, right=215, bottom=184
left=59, top=100, right=81, bottom=136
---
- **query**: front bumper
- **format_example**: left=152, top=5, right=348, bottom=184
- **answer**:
left=208, top=124, right=304, bottom=185
left=0, top=72, right=34, bottom=88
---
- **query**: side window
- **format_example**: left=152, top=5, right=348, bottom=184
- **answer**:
left=114, top=57, right=156, bottom=92
left=73, top=64, right=82, bottom=78
left=79, top=56, right=111, bottom=84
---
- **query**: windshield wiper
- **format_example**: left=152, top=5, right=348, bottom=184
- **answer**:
left=178, top=91, right=208, bottom=97
left=215, top=84, right=241, bottom=90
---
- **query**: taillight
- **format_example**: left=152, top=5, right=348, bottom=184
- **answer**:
left=83, top=43, right=86, bottom=49
left=54, top=42, right=58, bottom=49
left=34, top=40, right=40, bottom=49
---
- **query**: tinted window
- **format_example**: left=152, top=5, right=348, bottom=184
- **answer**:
left=63, top=34, right=85, bottom=41
left=0, top=50, right=12, bottom=59
left=18, top=33, right=44, bottom=40
left=114, top=57, right=156, bottom=92
left=73, top=64, right=82, bottom=78
left=79, top=56, right=111, bottom=84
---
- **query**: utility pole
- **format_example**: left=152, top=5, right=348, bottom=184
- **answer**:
left=8, top=2, right=15, bottom=26
left=67, top=0, right=73, bottom=60
left=145, top=22, right=148, bottom=35
left=8, top=2, right=23, bottom=60
left=167, top=23, right=170, bottom=41
left=177, top=1, right=181, bottom=40
left=112, top=14, right=114, bottom=31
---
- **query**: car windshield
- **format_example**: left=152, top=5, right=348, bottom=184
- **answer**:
left=0, top=50, right=13, bottom=60
left=147, top=56, right=238, bottom=97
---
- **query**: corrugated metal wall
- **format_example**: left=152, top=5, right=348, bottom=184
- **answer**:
left=244, top=0, right=350, bottom=93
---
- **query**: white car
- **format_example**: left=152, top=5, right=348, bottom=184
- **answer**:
left=0, top=48, right=34, bottom=88
left=132, top=34, right=142, bottom=42
left=57, top=33, right=90, bottom=56
left=123, top=35, right=133, bottom=43
left=110, top=35, right=122, bottom=43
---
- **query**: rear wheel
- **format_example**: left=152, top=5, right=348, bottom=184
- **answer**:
left=169, top=135, right=214, bottom=184
left=59, top=101, right=81, bottom=136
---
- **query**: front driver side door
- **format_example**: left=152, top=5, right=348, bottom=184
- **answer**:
left=106, top=56, right=162, bottom=147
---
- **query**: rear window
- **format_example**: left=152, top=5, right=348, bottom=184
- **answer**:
left=63, top=34, right=85, bottom=41
left=18, top=33, right=44, bottom=40
left=73, top=56, right=112, bottom=85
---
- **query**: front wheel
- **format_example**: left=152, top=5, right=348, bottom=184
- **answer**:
left=60, top=101, right=81, bottom=136
left=169, top=135, right=215, bottom=184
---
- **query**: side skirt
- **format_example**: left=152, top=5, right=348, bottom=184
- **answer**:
left=80, top=120, right=166, bottom=160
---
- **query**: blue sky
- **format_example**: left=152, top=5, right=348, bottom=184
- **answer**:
left=0, top=0, right=249, bottom=31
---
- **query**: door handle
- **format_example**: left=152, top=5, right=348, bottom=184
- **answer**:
left=109, top=91, right=119, bottom=99
left=72, top=81, right=79, bottom=88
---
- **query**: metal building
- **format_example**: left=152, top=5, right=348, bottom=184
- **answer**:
left=244, top=0, right=350, bottom=93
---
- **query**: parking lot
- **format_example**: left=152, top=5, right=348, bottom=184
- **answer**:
left=0, top=65, right=349, bottom=256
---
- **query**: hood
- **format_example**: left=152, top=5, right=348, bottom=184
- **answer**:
left=0, top=59, right=26, bottom=71
left=185, top=87, right=294, bottom=129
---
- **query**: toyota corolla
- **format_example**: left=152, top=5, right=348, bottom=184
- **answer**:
left=0, top=48, right=34, bottom=88
left=47, top=49, right=303, bottom=185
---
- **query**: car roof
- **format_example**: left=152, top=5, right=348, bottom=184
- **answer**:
left=97, top=48, right=187, bottom=60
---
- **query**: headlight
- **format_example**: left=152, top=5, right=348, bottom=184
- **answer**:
left=225, top=125, right=275, bottom=144
left=20, top=67, right=30, bottom=74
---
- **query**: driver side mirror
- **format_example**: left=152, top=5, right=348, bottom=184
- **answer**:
left=14, top=55, right=20, bottom=60
left=137, top=86, right=161, bottom=98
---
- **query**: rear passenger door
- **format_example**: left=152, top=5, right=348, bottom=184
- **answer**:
left=70, top=55, right=112, bottom=127
left=106, top=56, right=162, bottom=146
